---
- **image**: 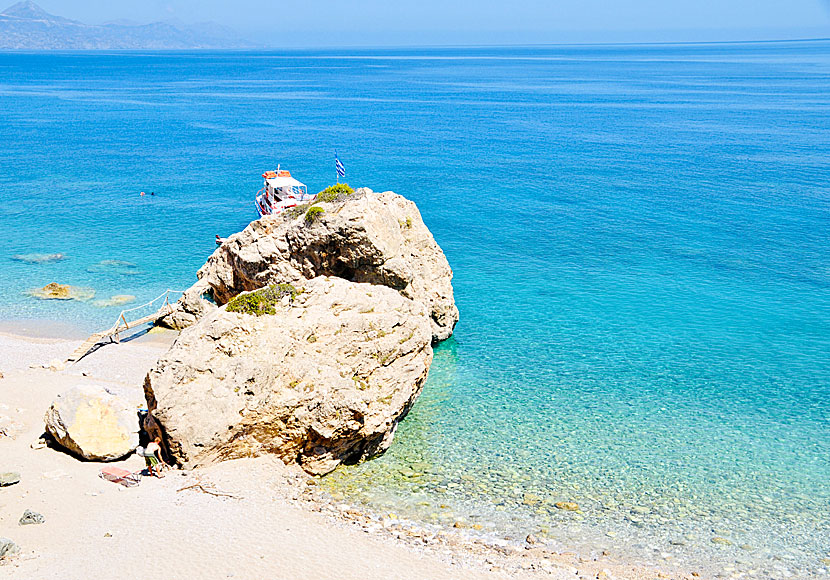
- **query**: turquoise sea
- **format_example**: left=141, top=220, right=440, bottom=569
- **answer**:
left=1, top=42, right=828, bottom=578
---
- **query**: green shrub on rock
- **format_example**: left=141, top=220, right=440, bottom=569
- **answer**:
left=305, top=205, right=325, bottom=224
left=226, top=284, right=299, bottom=316
left=315, top=183, right=354, bottom=203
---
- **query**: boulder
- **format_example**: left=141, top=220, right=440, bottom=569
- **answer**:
left=163, top=188, right=458, bottom=342
left=145, top=276, right=433, bottom=475
left=0, top=538, right=19, bottom=560
left=27, top=282, right=95, bottom=301
left=44, top=384, right=142, bottom=461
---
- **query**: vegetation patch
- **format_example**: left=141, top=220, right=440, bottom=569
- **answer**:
left=226, top=284, right=300, bottom=316
left=305, top=206, right=325, bottom=224
left=283, top=203, right=310, bottom=220
left=315, top=183, right=354, bottom=203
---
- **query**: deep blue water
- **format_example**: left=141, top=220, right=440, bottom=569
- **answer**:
left=1, top=43, right=828, bottom=577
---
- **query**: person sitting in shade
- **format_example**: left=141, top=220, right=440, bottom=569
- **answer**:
left=144, top=437, right=165, bottom=478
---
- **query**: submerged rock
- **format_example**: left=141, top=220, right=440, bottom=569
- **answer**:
left=92, top=294, right=136, bottom=308
left=12, top=253, right=66, bottom=264
left=164, top=188, right=458, bottom=343
left=87, top=260, right=141, bottom=276
left=27, top=282, right=95, bottom=301
left=44, top=384, right=142, bottom=461
left=145, top=276, right=433, bottom=475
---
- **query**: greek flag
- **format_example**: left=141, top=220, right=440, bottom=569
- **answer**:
left=335, top=153, right=346, bottom=178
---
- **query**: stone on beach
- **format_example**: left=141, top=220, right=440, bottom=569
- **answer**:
left=19, top=509, right=45, bottom=525
left=554, top=501, right=580, bottom=512
left=145, top=276, right=433, bottom=475
left=0, top=537, right=19, bottom=559
left=44, top=384, right=142, bottom=461
left=0, top=471, right=21, bottom=486
left=164, top=188, right=458, bottom=343
left=27, top=282, right=95, bottom=301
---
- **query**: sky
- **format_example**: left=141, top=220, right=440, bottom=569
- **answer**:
left=22, top=0, right=830, bottom=45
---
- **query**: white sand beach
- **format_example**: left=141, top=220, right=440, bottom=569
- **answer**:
left=0, top=328, right=695, bottom=580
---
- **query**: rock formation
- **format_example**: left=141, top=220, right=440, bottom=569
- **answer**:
left=145, top=276, right=433, bottom=475
left=27, top=282, right=95, bottom=301
left=163, top=188, right=458, bottom=343
left=44, top=384, right=142, bottom=461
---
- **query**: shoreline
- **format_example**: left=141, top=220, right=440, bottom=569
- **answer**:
left=0, top=323, right=695, bottom=579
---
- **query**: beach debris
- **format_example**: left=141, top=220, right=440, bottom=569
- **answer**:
left=92, top=294, right=136, bottom=308
left=0, top=472, right=21, bottom=486
left=99, top=466, right=141, bottom=487
left=30, top=437, right=48, bottom=450
left=555, top=501, right=580, bottom=512
left=0, top=371, right=4, bottom=379
left=177, top=479, right=241, bottom=499
left=146, top=276, right=433, bottom=476
left=26, top=282, right=95, bottom=301
left=12, top=253, right=66, bottom=264
left=44, top=384, right=142, bottom=461
left=525, top=534, right=539, bottom=545
left=0, top=538, right=20, bottom=560
left=162, top=188, right=458, bottom=343
left=18, top=509, right=45, bottom=526
left=86, top=259, right=141, bottom=276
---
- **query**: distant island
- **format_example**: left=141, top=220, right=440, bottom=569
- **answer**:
left=0, top=1, right=255, bottom=49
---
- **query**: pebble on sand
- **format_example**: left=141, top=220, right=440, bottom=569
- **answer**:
left=19, top=509, right=45, bottom=526
left=0, top=472, right=21, bottom=486
left=0, top=537, right=20, bottom=559
left=554, top=501, right=580, bottom=512
left=711, top=536, right=733, bottom=546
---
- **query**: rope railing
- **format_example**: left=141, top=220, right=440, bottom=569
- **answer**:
left=108, top=289, right=186, bottom=334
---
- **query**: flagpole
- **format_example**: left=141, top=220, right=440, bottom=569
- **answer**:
left=335, top=151, right=339, bottom=184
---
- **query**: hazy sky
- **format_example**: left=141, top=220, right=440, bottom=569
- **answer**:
left=27, top=0, right=830, bottom=45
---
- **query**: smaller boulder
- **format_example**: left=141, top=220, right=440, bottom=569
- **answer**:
left=0, top=537, right=19, bottom=559
left=0, top=472, right=20, bottom=486
left=44, top=384, right=142, bottom=461
left=27, top=282, right=95, bottom=301
left=19, top=510, right=45, bottom=526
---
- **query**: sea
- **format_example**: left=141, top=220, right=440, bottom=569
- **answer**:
left=1, top=42, right=828, bottom=578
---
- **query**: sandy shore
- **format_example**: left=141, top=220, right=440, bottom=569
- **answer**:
left=0, top=326, right=697, bottom=580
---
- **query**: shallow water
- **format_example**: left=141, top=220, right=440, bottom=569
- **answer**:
left=1, top=42, right=828, bottom=578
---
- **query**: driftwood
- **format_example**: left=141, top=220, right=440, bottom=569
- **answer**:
left=176, top=480, right=241, bottom=499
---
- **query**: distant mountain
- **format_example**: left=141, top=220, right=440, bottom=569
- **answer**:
left=0, top=1, right=256, bottom=49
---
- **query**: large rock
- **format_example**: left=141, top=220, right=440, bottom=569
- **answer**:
left=164, top=188, right=458, bottom=342
left=145, top=276, right=433, bottom=475
left=44, top=384, right=142, bottom=461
